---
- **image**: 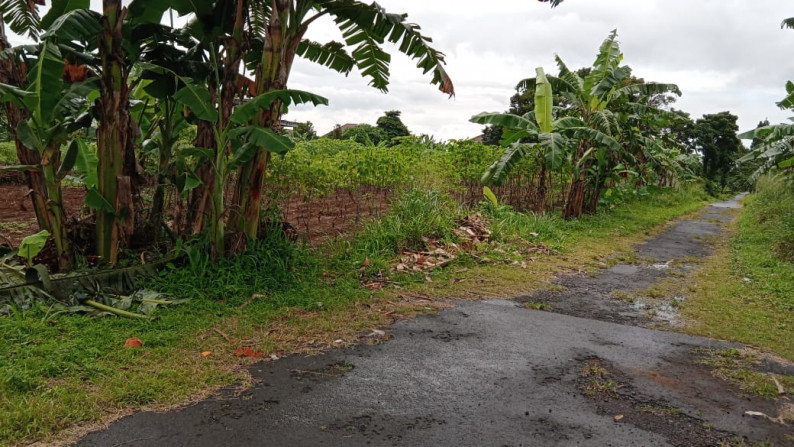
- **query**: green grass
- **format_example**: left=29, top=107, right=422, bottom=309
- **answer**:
left=682, top=176, right=794, bottom=360
left=695, top=348, right=794, bottom=399
left=0, top=183, right=712, bottom=445
left=0, top=141, right=15, bottom=164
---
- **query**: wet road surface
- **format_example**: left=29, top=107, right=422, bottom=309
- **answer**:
left=77, top=196, right=793, bottom=446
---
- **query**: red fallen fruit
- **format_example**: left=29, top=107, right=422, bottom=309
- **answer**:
left=124, top=337, right=143, bottom=348
left=235, top=346, right=262, bottom=358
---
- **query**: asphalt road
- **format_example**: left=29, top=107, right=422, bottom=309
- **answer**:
left=77, top=196, right=792, bottom=446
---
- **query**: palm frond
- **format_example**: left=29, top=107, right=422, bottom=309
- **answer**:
left=539, top=132, right=568, bottom=169
left=777, top=81, right=794, bottom=110
left=324, top=1, right=454, bottom=96
left=516, top=74, right=578, bottom=97
left=612, top=81, right=682, bottom=100
left=0, top=0, right=43, bottom=40
left=481, top=143, right=529, bottom=185
left=782, top=17, right=794, bottom=29
left=296, top=39, right=356, bottom=75
left=591, top=65, right=631, bottom=99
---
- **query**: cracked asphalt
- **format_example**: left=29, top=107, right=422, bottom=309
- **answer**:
left=77, top=196, right=794, bottom=446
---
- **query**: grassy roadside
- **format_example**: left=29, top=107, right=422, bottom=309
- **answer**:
left=681, top=176, right=794, bottom=361
left=0, top=184, right=710, bottom=446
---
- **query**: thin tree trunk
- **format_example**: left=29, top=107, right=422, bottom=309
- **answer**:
left=41, top=144, right=71, bottom=271
left=0, top=13, right=51, bottom=234
left=187, top=101, right=216, bottom=236
left=535, top=160, right=547, bottom=214
left=563, top=140, right=589, bottom=220
left=230, top=0, right=306, bottom=244
left=96, top=0, right=134, bottom=265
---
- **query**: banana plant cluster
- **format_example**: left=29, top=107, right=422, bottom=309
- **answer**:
left=738, top=82, right=794, bottom=181
left=0, top=0, right=454, bottom=269
left=471, top=31, right=687, bottom=219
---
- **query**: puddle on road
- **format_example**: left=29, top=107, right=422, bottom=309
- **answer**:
left=609, top=264, right=639, bottom=275
left=633, top=297, right=685, bottom=328
left=483, top=299, right=519, bottom=308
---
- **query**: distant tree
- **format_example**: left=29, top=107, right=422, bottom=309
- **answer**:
left=728, top=119, right=769, bottom=191
left=750, top=119, right=771, bottom=149
left=692, top=112, right=743, bottom=193
left=328, top=124, right=344, bottom=140
left=293, top=121, right=317, bottom=141
left=342, top=124, right=388, bottom=146
left=376, top=110, right=410, bottom=144
left=481, top=125, right=503, bottom=145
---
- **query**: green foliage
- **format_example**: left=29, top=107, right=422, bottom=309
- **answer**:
left=693, top=112, right=743, bottom=194
left=0, top=141, right=16, bottom=164
left=341, top=124, right=387, bottom=146
left=743, top=176, right=794, bottom=264
left=376, top=110, right=410, bottom=144
left=17, top=230, right=50, bottom=266
left=151, top=231, right=307, bottom=301
left=738, top=84, right=794, bottom=184
left=354, top=188, right=458, bottom=256
left=0, top=175, right=707, bottom=445
left=291, top=121, right=317, bottom=141
left=682, top=178, right=794, bottom=361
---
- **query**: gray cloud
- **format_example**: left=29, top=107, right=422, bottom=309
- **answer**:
left=288, top=0, right=794, bottom=139
left=12, top=1, right=792, bottom=139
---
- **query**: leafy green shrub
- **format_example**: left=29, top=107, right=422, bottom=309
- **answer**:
left=746, top=175, right=794, bottom=262
left=355, top=188, right=458, bottom=256
left=0, top=141, right=16, bottom=164
left=148, top=230, right=308, bottom=305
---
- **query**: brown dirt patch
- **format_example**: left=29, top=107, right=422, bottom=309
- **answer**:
left=0, top=185, right=85, bottom=246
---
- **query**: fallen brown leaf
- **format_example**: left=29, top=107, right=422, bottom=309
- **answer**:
left=124, top=338, right=142, bottom=348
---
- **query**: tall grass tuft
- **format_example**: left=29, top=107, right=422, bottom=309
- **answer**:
left=0, top=141, right=16, bottom=165
left=354, top=188, right=459, bottom=257
left=744, top=175, right=794, bottom=262
left=147, top=229, right=311, bottom=305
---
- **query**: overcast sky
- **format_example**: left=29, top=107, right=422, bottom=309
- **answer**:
left=285, top=0, right=794, bottom=140
left=12, top=1, right=794, bottom=140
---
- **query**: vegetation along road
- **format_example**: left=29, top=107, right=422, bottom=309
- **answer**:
left=75, top=197, right=794, bottom=446
left=2, top=1, right=794, bottom=446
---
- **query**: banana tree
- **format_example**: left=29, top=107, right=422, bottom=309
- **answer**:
left=515, top=30, right=680, bottom=218
left=470, top=67, right=569, bottom=214
left=229, top=0, right=455, bottom=243
left=0, top=41, right=97, bottom=271
left=0, top=0, right=50, bottom=233
left=93, top=0, right=141, bottom=266
left=144, top=56, right=327, bottom=256
left=738, top=81, right=794, bottom=180
left=129, top=0, right=455, bottom=249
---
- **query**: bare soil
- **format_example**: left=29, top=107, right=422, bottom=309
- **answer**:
left=0, top=185, right=85, bottom=246
left=0, top=184, right=392, bottom=248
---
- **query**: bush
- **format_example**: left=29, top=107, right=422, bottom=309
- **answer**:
left=0, top=141, right=16, bottom=165
left=746, top=175, right=794, bottom=262
left=354, top=188, right=458, bottom=256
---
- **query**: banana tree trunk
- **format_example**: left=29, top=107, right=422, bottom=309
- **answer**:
left=563, top=140, right=589, bottom=220
left=535, top=159, right=547, bottom=214
left=585, top=180, right=604, bottom=214
left=148, top=104, right=176, bottom=238
left=186, top=116, right=216, bottom=236
left=0, top=14, right=51, bottom=234
left=96, top=0, right=134, bottom=265
left=231, top=0, right=300, bottom=243
left=40, top=145, right=71, bottom=271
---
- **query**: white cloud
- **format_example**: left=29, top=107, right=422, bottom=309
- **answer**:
left=12, top=0, right=794, bottom=139
left=288, top=0, right=794, bottom=139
